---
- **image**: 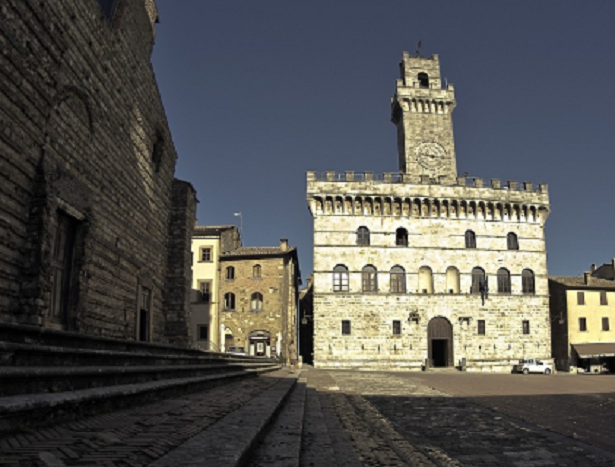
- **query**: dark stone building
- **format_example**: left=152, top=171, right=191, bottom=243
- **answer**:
left=0, top=0, right=196, bottom=344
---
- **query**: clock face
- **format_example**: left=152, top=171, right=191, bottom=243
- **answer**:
left=415, top=142, right=447, bottom=170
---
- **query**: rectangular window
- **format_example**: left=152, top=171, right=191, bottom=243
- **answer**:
left=477, top=319, right=485, bottom=335
left=197, top=325, right=208, bottom=340
left=579, top=317, right=587, bottom=332
left=522, top=320, right=530, bottom=335
left=198, top=281, right=211, bottom=303
left=200, top=248, right=212, bottom=262
left=393, top=320, right=401, bottom=335
left=603, top=317, right=610, bottom=331
left=600, top=290, right=608, bottom=305
left=341, top=320, right=351, bottom=335
left=577, top=291, right=585, bottom=305
left=139, top=286, right=151, bottom=342
left=50, top=212, right=78, bottom=324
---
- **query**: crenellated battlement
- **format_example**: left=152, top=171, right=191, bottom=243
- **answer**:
left=306, top=171, right=548, bottom=194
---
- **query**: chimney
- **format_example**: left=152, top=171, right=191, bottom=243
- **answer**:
left=280, top=238, right=288, bottom=251
left=584, top=271, right=591, bottom=285
left=591, top=263, right=596, bottom=273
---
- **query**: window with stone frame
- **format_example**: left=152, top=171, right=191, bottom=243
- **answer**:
left=393, top=320, right=401, bottom=335
left=250, top=292, right=263, bottom=311
left=224, top=292, right=236, bottom=310
left=226, top=266, right=235, bottom=280
left=198, top=280, right=211, bottom=303
left=361, top=265, right=377, bottom=292
left=600, top=290, right=608, bottom=305
left=477, top=319, right=486, bottom=335
left=507, top=232, right=519, bottom=250
left=395, top=228, right=408, bottom=247
left=332, top=265, right=349, bottom=292
left=253, top=264, right=262, bottom=278
left=357, top=226, right=370, bottom=246
left=390, top=266, right=406, bottom=293
left=465, top=230, right=476, bottom=249
left=138, top=286, right=151, bottom=342
left=579, top=317, right=587, bottom=332
left=197, top=325, right=208, bottom=341
left=341, top=320, right=351, bottom=335
left=602, top=317, right=610, bottom=332
left=522, top=320, right=530, bottom=335
left=200, top=247, right=212, bottom=262
left=522, top=269, right=535, bottom=294
left=50, top=211, right=78, bottom=325
left=577, top=291, right=585, bottom=305
left=497, top=268, right=511, bottom=294
left=471, top=267, right=485, bottom=294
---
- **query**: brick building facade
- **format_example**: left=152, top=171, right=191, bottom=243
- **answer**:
left=219, top=240, right=300, bottom=360
left=307, top=53, right=551, bottom=371
left=0, top=0, right=196, bottom=344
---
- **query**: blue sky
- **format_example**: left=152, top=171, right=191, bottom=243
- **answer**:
left=151, top=1, right=615, bottom=282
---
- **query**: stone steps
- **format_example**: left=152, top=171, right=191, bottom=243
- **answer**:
left=153, top=370, right=365, bottom=467
left=0, top=361, right=275, bottom=396
left=0, top=324, right=280, bottom=434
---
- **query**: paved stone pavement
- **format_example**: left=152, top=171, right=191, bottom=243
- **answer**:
left=401, top=372, right=615, bottom=455
left=1, top=368, right=614, bottom=466
left=0, top=372, right=284, bottom=466
left=313, top=369, right=615, bottom=466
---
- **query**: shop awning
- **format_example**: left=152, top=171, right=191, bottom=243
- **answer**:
left=572, top=343, right=615, bottom=358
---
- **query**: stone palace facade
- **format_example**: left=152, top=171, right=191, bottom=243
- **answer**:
left=306, top=53, right=551, bottom=371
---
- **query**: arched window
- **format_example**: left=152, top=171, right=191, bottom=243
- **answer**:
left=357, top=226, right=370, bottom=246
left=361, top=265, right=377, bottom=292
left=250, top=292, right=263, bottom=311
left=226, top=266, right=235, bottom=280
left=471, top=267, right=485, bottom=294
left=446, top=266, right=460, bottom=294
left=418, top=72, right=429, bottom=88
left=390, top=266, right=406, bottom=293
left=253, top=264, right=262, bottom=278
left=396, top=228, right=408, bottom=246
left=507, top=232, right=519, bottom=250
left=522, top=269, right=535, bottom=294
left=418, top=266, right=433, bottom=294
left=332, top=265, right=349, bottom=292
left=465, top=230, right=476, bottom=249
left=497, top=268, right=511, bottom=293
left=224, top=292, right=236, bottom=310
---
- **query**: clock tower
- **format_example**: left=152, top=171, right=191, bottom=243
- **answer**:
left=391, top=53, right=457, bottom=179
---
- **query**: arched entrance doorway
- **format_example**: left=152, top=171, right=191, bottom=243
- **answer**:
left=428, top=317, right=453, bottom=367
left=248, top=330, right=272, bottom=357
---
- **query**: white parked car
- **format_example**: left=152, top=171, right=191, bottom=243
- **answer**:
left=513, top=358, right=553, bottom=375
left=226, top=346, right=246, bottom=356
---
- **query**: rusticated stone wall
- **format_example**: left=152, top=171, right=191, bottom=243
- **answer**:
left=0, top=0, right=195, bottom=344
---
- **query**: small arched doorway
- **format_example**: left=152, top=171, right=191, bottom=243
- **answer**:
left=428, top=317, right=453, bottom=367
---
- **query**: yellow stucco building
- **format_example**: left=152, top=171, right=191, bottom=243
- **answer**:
left=549, top=267, right=615, bottom=372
